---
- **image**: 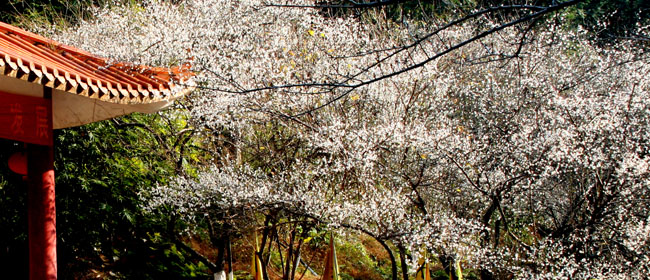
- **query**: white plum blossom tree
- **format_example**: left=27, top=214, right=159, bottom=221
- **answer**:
left=50, top=0, right=650, bottom=278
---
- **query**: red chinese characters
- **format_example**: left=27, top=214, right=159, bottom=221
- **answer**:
left=0, top=90, right=53, bottom=146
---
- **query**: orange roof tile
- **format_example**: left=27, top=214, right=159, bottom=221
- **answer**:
left=0, top=21, right=193, bottom=104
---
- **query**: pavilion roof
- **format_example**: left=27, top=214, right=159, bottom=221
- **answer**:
left=0, top=21, right=192, bottom=104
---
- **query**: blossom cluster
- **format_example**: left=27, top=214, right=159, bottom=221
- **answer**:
left=55, top=0, right=650, bottom=277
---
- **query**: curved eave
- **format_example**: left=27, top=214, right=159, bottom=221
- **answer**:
left=0, top=51, right=192, bottom=105
left=0, top=21, right=194, bottom=106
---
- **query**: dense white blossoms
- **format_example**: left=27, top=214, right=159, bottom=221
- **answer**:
left=54, top=0, right=650, bottom=278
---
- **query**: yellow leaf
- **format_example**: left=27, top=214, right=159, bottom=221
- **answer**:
left=308, top=29, right=315, bottom=36
left=350, top=94, right=360, bottom=101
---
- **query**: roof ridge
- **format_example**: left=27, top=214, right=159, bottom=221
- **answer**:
left=0, top=21, right=98, bottom=59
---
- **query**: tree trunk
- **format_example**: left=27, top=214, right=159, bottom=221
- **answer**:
left=227, top=235, right=234, bottom=280
left=259, top=215, right=273, bottom=280
left=283, top=223, right=295, bottom=280
left=376, top=238, right=398, bottom=280
left=439, top=254, right=460, bottom=280
left=398, top=244, right=409, bottom=280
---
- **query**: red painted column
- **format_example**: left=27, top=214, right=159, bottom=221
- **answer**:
left=27, top=87, right=56, bottom=280
left=27, top=143, right=57, bottom=280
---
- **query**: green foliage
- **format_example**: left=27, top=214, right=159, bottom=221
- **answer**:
left=0, top=110, right=209, bottom=278
left=54, top=112, right=210, bottom=278
left=0, top=1, right=166, bottom=28
left=335, top=235, right=392, bottom=280
left=0, top=0, right=106, bottom=27
left=563, top=0, right=649, bottom=40
left=321, top=0, right=648, bottom=44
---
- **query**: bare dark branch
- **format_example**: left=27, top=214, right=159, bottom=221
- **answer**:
left=293, top=0, right=583, bottom=117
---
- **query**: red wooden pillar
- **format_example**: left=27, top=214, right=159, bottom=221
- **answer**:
left=27, top=143, right=57, bottom=280
left=28, top=87, right=56, bottom=280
